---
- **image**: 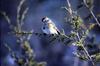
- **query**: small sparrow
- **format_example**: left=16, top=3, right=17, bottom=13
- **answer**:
left=42, top=17, right=60, bottom=35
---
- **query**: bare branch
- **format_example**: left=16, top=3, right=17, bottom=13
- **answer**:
left=83, top=0, right=100, bottom=27
left=21, top=7, right=29, bottom=26
left=0, top=11, right=14, bottom=30
left=17, top=0, right=26, bottom=32
left=0, top=11, right=11, bottom=24
left=17, top=0, right=25, bottom=23
left=76, top=32, right=95, bottom=66
left=66, top=0, right=73, bottom=16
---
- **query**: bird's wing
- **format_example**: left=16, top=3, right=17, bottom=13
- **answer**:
left=49, top=22, right=60, bottom=34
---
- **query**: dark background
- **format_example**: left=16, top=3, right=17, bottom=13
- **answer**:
left=0, top=0, right=100, bottom=66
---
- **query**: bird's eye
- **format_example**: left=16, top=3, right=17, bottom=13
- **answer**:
left=43, top=27, right=45, bottom=29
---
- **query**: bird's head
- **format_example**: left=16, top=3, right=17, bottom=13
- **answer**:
left=42, top=17, right=51, bottom=23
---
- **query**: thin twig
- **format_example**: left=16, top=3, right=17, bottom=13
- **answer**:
left=21, top=7, right=29, bottom=26
left=0, top=11, right=14, bottom=30
left=17, top=0, right=25, bottom=23
left=66, top=0, right=73, bottom=16
left=76, top=32, right=95, bottom=66
left=17, top=0, right=26, bottom=32
left=0, top=11, right=11, bottom=24
left=83, top=0, right=100, bottom=27
left=89, top=10, right=100, bottom=27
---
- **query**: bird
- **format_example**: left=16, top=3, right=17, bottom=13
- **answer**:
left=41, top=17, right=60, bottom=35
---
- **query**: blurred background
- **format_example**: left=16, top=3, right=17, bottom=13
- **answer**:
left=0, top=0, right=100, bottom=66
